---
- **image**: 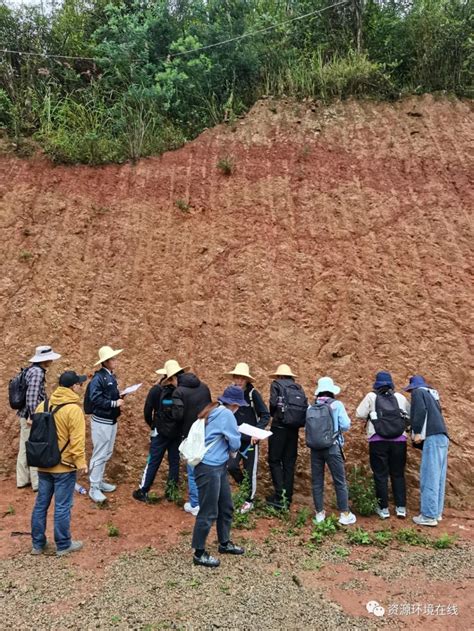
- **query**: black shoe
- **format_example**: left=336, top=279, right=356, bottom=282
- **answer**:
left=193, top=551, right=220, bottom=567
left=266, top=497, right=284, bottom=510
left=218, top=541, right=245, bottom=555
left=132, top=488, right=148, bottom=503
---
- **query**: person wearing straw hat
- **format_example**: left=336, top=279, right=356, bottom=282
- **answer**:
left=309, top=377, right=356, bottom=526
left=17, top=345, right=61, bottom=492
left=267, top=364, right=308, bottom=510
left=225, top=362, right=270, bottom=514
left=191, top=386, right=246, bottom=567
left=172, top=362, right=211, bottom=516
left=87, top=345, right=124, bottom=503
left=132, top=360, right=185, bottom=503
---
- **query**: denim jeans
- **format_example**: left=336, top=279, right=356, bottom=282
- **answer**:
left=310, top=443, right=349, bottom=512
left=31, top=471, right=76, bottom=551
left=187, top=464, right=200, bottom=508
left=420, top=433, right=449, bottom=519
left=139, top=433, right=180, bottom=493
left=191, top=462, right=233, bottom=550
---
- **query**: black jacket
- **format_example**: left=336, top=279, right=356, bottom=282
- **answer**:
left=410, top=388, right=448, bottom=438
left=89, top=368, right=121, bottom=422
left=173, top=372, right=211, bottom=438
left=235, top=383, right=270, bottom=443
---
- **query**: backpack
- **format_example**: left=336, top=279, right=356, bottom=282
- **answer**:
left=372, top=392, right=406, bottom=439
left=280, top=382, right=308, bottom=428
left=9, top=367, right=31, bottom=410
left=305, top=399, right=338, bottom=449
left=179, top=418, right=220, bottom=467
left=83, top=371, right=103, bottom=415
left=25, top=397, right=75, bottom=468
left=154, top=386, right=180, bottom=438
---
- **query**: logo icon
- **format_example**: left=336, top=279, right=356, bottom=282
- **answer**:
left=366, top=601, right=385, bottom=617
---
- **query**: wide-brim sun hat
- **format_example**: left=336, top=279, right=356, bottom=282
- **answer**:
left=226, top=362, right=255, bottom=382
left=269, top=364, right=297, bottom=378
left=218, top=385, right=249, bottom=407
left=162, top=359, right=190, bottom=379
left=315, top=376, right=341, bottom=396
left=403, top=375, right=430, bottom=391
left=94, top=345, right=123, bottom=366
left=373, top=370, right=394, bottom=390
left=29, top=345, right=61, bottom=363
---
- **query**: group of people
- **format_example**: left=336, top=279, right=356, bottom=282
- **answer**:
left=14, top=344, right=449, bottom=567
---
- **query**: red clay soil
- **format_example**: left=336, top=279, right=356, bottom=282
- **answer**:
left=0, top=95, right=473, bottom=509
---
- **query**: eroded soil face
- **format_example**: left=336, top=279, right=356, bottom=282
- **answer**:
left=0, top=95, right=473, bottom=506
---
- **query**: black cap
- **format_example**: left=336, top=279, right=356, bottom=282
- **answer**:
left=59, top=371, right=87, bottom=388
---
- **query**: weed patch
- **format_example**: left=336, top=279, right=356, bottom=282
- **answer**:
left=310, top=514, right=339, bottom=544
left=348, top=465, right=378, bottom=516
left=217, top=156, right=235, bottom=175
left=347, top=527, right=372, bottom=545
left=107, top=523, right=120, bottom=537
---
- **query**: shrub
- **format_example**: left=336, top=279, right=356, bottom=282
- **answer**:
left=217, top=156, right=234, bottom=175
left=310, top=514, right=339, bottom=544
left=107, top=522, right=120, bottom=537
left=348, top=465, right=379, bottom=516
left=432, top=533, right=458, bottom=549
left=347, top=527, right=372, bottom=545
left=396, top=527, right=430, bottom=547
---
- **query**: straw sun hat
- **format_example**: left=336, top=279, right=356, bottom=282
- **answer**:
left=94, top=345, right=123, bottom=366
left=226, top=362, right=255, bottom=382
left=269, top=364, right=297, bottom=378
left=156, top=359, right=189, bottom=379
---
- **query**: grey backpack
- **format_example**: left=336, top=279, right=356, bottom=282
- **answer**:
left=305, top=399, right=338, bottom=450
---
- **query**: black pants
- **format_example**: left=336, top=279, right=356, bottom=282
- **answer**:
left=139, top=433, right=180, bottom=493
left=191, top=462, right=234, bottom=551
left=268, top=426, right=299, bottom=504
left=369, top=441, right=407, bottom=509
left=227, top=442, right=259, bottom=502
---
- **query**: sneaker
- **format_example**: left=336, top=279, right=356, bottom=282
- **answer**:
left=56, top=541, right=83, bottom=557
left=132, top=488, right=148, bottom=503
left=193, top=551, right=220, bottom=567
left=31, top=546, right=44, bottom=555
left=218, top=541, right=245, bottom=555
left=396, top=506, right=407, bottom=518
left=184, top=502, right=200, bottom=516
left=240, top=501, right=254, bottom=515
left=89, top=487, right=106, bottom=503
left=339, top=511, right=357, bottom=526
left=100, top=481, right=116, bottom=493
left=412, top=514, right=438, bottom=527
left=315, top=511, right=326, bottom=523
left=376, top=507, right=390, bottom=519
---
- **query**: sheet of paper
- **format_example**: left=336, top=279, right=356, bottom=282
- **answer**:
left=120, top=383, right=142, bottom=396
left=238, top=423, right=273, bottom=440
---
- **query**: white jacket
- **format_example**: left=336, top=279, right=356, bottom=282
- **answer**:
left=356, top=392, right=410, bottom=439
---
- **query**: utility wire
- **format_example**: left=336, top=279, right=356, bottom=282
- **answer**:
left=0, top=0, right=349, bottom=64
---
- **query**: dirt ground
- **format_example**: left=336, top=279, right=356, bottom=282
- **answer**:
left=0, top=478, right=472, bottom=630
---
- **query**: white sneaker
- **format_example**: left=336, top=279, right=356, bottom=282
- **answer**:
left=315, top=511, right=326, bottom=523
left=89, top=487, right=106, bottom=503
left=396, top=506, right=407, bottom=518
left=437, top=515, right=443, bottom=521
left=376, top=507, right=390, bottom=519
left=413, top=514, right=438, bottom=527
left=184, top=502, right=199, bottom=516
left=100, top=481, right=116, bottom=493
left=240, top=501, right=254, bottom=515
left=339, top=511, right=357, bottom=526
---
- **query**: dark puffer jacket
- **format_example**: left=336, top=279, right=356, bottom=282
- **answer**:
left=173, top=372, right=212, bottom=437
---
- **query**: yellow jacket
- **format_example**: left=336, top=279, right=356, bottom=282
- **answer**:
left=35, top=386, right=86, bottom=473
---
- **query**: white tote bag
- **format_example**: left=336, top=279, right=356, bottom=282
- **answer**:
left=179, top=418, right=219, bottom=467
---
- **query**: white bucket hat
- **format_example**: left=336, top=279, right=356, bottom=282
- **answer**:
left=269, top=363, right=297, bottom=378
left=29, top=345, right=61, bottom=363
left=94, top=345, right=123, bottom=366
left=226, top=362, right=255, bottom=382
left=315, top=376, right=341, bottom=396
left=160, top=359, right=190, bottom=379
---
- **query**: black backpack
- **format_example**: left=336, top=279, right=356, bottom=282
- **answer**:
left=83, top=370, right=103, bottom=415
left=9, top=367, right=31, bottom=410
left=154, top=386, right=180, bottom=438
left=26, top=397, right=74, bottom=468
left=372, top=392, right=406, bottom=439
left=280, top=382, right=308, bottom=428
left=305, top=399, right=338, bottom=449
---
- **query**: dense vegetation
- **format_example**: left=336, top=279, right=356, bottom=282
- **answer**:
left=0, top=0, right=472, bottom=164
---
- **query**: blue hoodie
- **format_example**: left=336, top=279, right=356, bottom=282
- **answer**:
left=202, top=405, right=241, bottom=466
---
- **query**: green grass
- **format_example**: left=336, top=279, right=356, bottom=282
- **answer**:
left=147, top=491, right=160, bottom=505
left=333, top=545, right=351, bottom=558
left=346, top=527, right=372, bottom=545
left=372, top=529, right=394, bottom=547
left=4, top=504, right=15, bottom=516
left=217, top=156, right=235, bottom=175
left=294, top=506, right=311, bottom=528
left=432, top=533, right=458, bottom=549
left=396, top=527, right=431, bottom=547
left=310, top=514, right=340, bottom=544
left=107, top=522, right=120, bottom=537
left=165, top=480, right=184, bottom=506
left=175, top=199, right=190, bottom=212
left=347, top=465, right=379, bottom=516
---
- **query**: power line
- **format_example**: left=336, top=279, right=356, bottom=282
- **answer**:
left=0, top=0, right=349, bottom=64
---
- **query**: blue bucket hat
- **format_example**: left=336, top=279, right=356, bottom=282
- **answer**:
left=218, top=385, right=249, bottom=407
left=373, top=371, right=394, bottom=390
left=403, top=375, right=430, bottom=391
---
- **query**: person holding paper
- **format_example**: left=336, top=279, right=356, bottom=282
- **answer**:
left=87, top=345, right=124, bottom=503
left=225, top=362, right=270, bottom=514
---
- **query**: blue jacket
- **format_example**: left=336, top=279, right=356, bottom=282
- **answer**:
left=410, top=388, right=448, bottom=437
left=89, top=368, right=121, bottom=423
left=202, top=405, right=241, bottom=466
left=314, top=397, right=351, bottom=446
